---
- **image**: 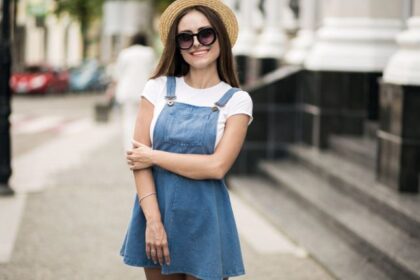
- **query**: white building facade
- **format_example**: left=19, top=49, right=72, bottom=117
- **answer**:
left=234, top=0, right=420, bottom=193
left=14, top=0, right=83, bottom=69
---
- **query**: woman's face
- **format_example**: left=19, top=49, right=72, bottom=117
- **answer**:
left=177, top=10, right=220, bottom=71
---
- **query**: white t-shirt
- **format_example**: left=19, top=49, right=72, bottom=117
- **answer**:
left=141, top=76, right=253, bottom=148
left=114, top=45, right=156, bottom=104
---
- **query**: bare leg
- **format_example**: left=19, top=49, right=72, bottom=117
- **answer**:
left=144, top=268, right=185, bottom=280
left=146, top=270, right=230, bottom=280
left=184, top=275, right=229, bottom=280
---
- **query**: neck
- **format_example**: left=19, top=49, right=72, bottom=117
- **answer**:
left=184, top=64, right=220, bottom=89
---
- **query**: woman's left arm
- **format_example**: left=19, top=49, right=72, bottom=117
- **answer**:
left=127, top=114, right=250, bottom=180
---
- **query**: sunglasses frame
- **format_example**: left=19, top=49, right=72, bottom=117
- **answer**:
left=175, top=27, right=217, bottom=50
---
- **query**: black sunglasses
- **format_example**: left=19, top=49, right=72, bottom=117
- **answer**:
left=175, top=27, right=217, bottom=50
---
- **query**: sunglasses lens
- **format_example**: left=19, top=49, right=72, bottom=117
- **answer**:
left=176, top=28, right=216, bottom=50
left=198, top=28, right=216, bottom=46
left=176, top=33, right=193, bottom=50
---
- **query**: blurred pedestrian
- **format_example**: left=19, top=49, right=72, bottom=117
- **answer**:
left=113, top=33, right=156, bottom=150
left=120, top=1, right=253, bottom=279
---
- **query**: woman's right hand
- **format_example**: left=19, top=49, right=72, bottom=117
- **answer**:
left=145, top=219, right=171, bottom=266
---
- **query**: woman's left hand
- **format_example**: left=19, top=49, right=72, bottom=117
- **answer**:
left=127, top=140, right=154, bottom=170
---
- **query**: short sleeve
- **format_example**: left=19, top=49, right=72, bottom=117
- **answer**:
left=140, top=76, right=166, bottom=106
left=225, top=91, right=253, bottom=125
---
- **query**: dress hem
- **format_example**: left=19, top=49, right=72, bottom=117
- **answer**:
left=121, top=254, right=245, bottom=280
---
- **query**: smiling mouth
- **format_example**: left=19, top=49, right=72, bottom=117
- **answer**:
left=191, top=50, right=209, bottom=56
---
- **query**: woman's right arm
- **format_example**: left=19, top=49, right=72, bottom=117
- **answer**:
left=132, top=96, right=160, bottom=222
left=133, top=96, right=170, bottom=266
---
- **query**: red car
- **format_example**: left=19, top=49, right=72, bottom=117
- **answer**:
left=10, top=65, right=69, bottom=94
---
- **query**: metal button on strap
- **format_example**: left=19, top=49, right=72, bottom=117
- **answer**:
left=212, top=105, right=219, bottom=112
left=167, top=100, right=175, bottom=106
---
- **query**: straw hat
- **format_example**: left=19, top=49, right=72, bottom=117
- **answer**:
left=159, top=0, right=239, bottom=47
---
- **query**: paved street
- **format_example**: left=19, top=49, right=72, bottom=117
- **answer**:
left=0, top=94, right=335, bottom=280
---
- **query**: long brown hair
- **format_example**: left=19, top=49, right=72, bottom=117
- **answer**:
left=150, top=6, right=239, bottom=87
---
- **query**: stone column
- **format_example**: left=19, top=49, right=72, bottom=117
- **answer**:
left=285, top=0, right=320, bottom=65
left=232, top=0, right=259, bottom=84
left=67, top=22, right=83, bottom=67
left=253, top=0, right=288, bottom=75
left=46, top=16, right=66, bottom=67
left=298, top=0, right=402, bottom=148
left=25, top=17, right=45, bottom=65
left=378, top=0, right=420, bottom=192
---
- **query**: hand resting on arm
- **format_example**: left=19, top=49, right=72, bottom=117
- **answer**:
left=126, top=113, right=250, bottom=180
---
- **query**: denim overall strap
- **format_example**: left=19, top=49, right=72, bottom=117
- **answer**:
left=165, top=76, right=176, bottom=105
left=214, top=87, right=241, bottom=108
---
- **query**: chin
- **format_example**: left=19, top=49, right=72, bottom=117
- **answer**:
left=183, top=52, right=218, bottom=69
left=186, top=58, right=217, bottom=70
left=189, top=62, right=212, bottom=70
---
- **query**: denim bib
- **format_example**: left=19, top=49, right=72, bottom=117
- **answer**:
left=120, top=76, right=245, bottom=280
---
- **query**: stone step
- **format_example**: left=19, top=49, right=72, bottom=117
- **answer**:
left=259, top=160, right=420, bottom=279
left=329, top=134, right=376, bottom=169
left=227, top=175, right=391, bottom=280
left=285, top=145, right=420, bottom=240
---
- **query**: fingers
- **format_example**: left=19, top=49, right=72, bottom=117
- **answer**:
left=150, top=246, right=158, bottom=264
left=156, top=242, right=164, bottom=265
left=147, top=244, right=161, bottom=265
left=146, top=242, right=159, bottom=264
left=145, top=230, right=170, bottom=266
left=145, top=242, right=151, bottom=260
left=154, top=239, right=170, bottom=266
left=128, top=163, right=151, bottom=171
left=152, top=240, right=170, bottom=266
left=126, top=152, right=143, bottom=162
left=162, top=240, right=171, bottom=265
left=126, top=159, right=135, bottom=170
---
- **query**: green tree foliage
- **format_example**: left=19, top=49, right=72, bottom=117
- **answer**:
left=54, top=0, right=104, bottom=58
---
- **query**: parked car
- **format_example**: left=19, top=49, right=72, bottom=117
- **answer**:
left=10, top=65, right=69, bottom=94
left=69, top=60, right=109, bottom=92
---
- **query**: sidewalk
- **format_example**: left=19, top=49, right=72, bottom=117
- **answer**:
left=0, top=118, right=334, bottom=280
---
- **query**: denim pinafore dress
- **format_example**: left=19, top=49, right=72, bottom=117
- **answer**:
left=120, top=76, right=245, bottom=280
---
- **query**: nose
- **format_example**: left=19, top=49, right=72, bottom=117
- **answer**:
left=192, top=35, right=201, bottom=48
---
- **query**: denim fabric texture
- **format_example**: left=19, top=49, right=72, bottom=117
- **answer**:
left=120, top=76, right=245, bottom=280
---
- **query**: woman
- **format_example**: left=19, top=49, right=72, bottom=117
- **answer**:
left=120, top=1, right=253, bottom=279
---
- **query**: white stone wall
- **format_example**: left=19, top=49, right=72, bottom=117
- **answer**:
left=24, top=17, right=46, bottom=66
left=46, top=16, right=66, bottom=67
left=285, top=0, right=320, bottom=65
left=383, top=0, right=420, bottom=85
left=304, top=0, right=402, bottom=72
left=20, top=0, right=83, bottom=68
left=66, top=22, right=83, bottom=67
left=322, top=0, right=402, bottom=18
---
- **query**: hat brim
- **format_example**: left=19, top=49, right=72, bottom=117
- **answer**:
left=159, top=0, right=238, bottom=48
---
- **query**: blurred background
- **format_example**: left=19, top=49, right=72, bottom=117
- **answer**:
left=1, top=0, right=420, bottom=279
